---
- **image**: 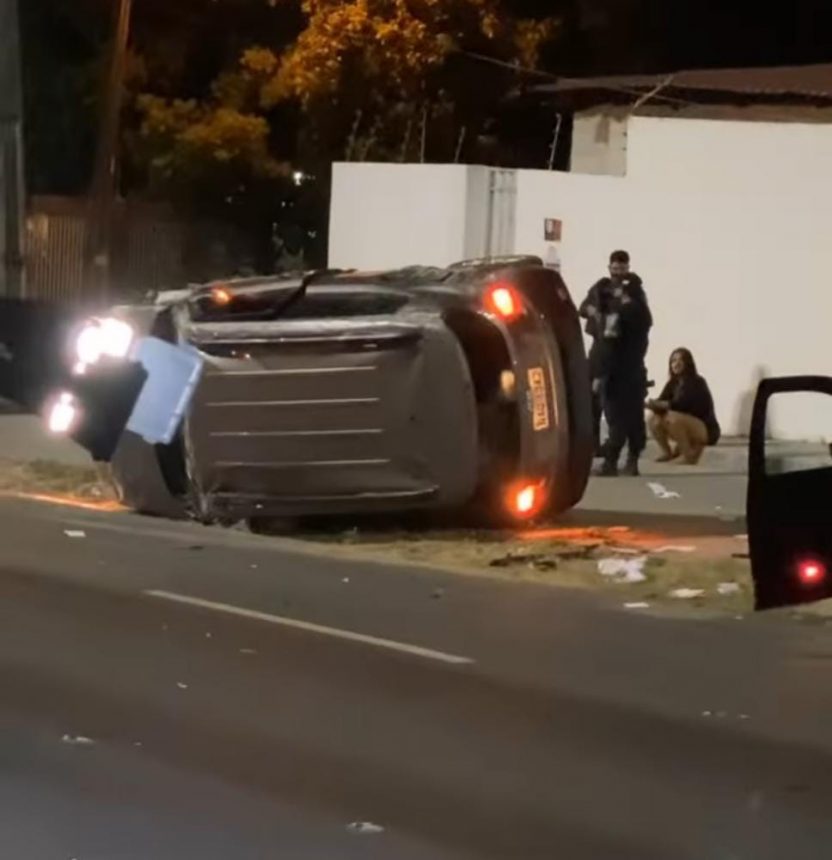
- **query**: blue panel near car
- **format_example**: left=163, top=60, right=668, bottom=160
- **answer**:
left=127, top=337, right=204, bottom=445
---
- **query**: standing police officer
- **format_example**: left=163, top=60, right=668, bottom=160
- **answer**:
left=580, top=250, right=652, bottom=477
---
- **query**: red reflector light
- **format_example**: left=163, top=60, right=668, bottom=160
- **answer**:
left=485, top=283, right=523, bottom=321
left=507, top=482, right=546, bottom=519
left=798, top=559, right=826, bottom=585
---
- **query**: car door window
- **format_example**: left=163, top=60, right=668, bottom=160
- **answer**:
left=748, top=377, right=832, bottom=610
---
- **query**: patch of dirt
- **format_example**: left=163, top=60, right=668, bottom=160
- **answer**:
left=0, top=459, right=120, bottom=506
left=289, top=521, right=753, bottom=614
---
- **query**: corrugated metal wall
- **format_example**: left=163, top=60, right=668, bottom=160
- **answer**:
left=24, top=196, right=186, bottom=304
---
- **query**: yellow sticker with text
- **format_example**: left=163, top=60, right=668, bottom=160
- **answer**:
left=528, top=367, right=550, bottom=431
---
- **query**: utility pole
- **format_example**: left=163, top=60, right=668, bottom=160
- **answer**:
left=0, top=0, right=26, bottom=298
left=86, top=0, right=133, bottom=298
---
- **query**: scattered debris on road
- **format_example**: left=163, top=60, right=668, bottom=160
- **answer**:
left=702, top=710, right=750, bottom=721
left=717, top=582, right=741, bottom=596
left=670, top=587, right=705, bottom=599
left=342, top=577, right=350, bottom=583
left=624, top=602, right=651, bottom=610
left=176, top=682, right=189, bottom=690
left=431, top=588, right=445, bottom=599
left=598, top=556, right=648, bottom=584
left=61, top=734, right=95, bottom=746
left=240, top=648, right=258, bottom=655
left=63, top=530, right=86, bottom=539
left=648, top=482, right=680, bottom=500
left=488, top=550, right=557, bottom=570
left=347, top=822, right=385, bottom=835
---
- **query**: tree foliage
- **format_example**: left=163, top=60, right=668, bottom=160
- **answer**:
left=261, top=0, right=557, bottom=108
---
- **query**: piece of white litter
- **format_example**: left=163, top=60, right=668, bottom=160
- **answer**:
left=347, top=822, right=385, bottom=835
left=598, top=556, right=648, bottom=583
left=239, top=648, right=258, bottom=655
left=64, top=530, right=86, bottom=539
left=176, top=682, right=189, bottom=690
left=670, top=588, right=705, bottom=599
left=654, top=545, right=696, bottom=554
left=702, top=710, right=712, bottom=718
left=648, top=482, right=680, bottom=500
left=205, top=632, right=212, bottom=639
left=734, top=534, right=748, bottom=541
left=717, top=582, right=741, bottom=596
left=624, top=602, right=650, bottom=610
left=342, top=577, right=350, bottom=584
left=62, top=734, right=94, bottom=746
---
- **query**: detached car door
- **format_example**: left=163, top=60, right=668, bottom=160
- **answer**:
left=748, top=376, right=832, bottom=610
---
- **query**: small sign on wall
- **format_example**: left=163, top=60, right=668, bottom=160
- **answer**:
left=544, top=218, right=562, bottom=242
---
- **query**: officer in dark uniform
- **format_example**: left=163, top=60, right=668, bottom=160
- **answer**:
left=580, top=250, right=652, bottom=477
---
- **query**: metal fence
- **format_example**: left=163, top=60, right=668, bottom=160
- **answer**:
left=26, top=197, right=244, bottom=304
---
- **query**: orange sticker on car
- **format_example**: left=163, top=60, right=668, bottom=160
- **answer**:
left=528, top=367, right=550, bottom=431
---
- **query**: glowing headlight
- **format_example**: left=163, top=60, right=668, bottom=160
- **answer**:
left=47, top=392, right=79, bottom=435
left=74, top=317, right=135, bottom=368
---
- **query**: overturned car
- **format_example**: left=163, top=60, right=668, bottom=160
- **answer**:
left=49, top=257, right=594, bottom=526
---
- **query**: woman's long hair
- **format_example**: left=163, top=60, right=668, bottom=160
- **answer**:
left=668, top=347, right=698, bottom=380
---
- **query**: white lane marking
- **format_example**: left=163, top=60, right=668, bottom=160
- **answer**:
left=144, top=590, right=474, bottom=666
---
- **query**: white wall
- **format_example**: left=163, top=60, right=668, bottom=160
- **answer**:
left=516, top=116, right=832, bottom=439
left=329, top=163, right=491, bottom=270
left=328, top=118, right=832, bottom=439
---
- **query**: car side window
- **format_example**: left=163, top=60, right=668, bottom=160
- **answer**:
left=763, top=391, right=832, bottom=476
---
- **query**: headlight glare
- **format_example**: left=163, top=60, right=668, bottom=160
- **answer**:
left=47, top=392, right=79, bottom=435
left=74, top=317, right=134, bottom=366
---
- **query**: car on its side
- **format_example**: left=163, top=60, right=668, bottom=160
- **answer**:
left=49, top=257, right=594, bottom=527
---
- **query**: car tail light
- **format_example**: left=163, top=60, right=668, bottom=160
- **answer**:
left=211, top=286, right=233, bottom=306
left=484, top=283, right=523, bottom=322
left=507, top=482, right=546, bottom=519
left=798, top=559, right=826, bottom=585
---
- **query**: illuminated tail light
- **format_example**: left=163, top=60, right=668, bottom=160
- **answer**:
left=507, top=482, right=546, bottom=519
left=484, top=283, right=523, bottom=321
left=211, top=286, right=233, bottom=306
left=798, top=559, right=826, bottom=585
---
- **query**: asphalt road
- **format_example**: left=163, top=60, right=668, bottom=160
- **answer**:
left=3, top=497, right=832, bottom=859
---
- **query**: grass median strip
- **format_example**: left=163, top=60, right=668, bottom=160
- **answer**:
left=286, top=523, right=754, bottom=615
left=0, top=459, right=122, bottom=508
